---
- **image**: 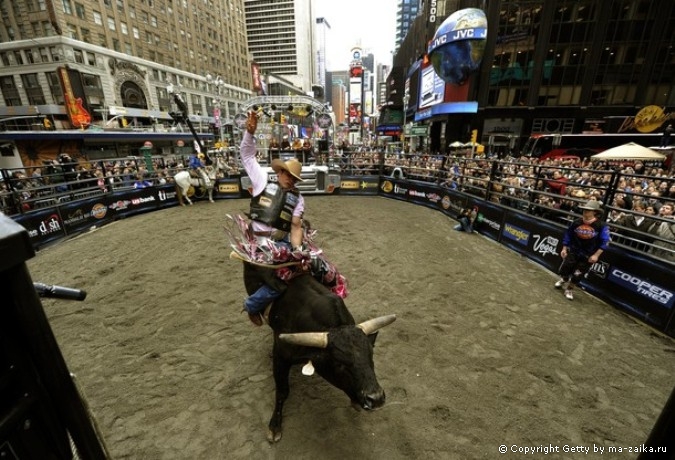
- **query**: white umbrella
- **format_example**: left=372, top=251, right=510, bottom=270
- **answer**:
left=449, top=141, right=464, bottom=148
left=590, top=142, right=666, bottom=161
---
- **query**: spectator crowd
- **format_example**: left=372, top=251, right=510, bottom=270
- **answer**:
left=2, top=147, right=673, bottom=263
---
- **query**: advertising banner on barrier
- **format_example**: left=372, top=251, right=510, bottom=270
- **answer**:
left=392, top=181, right=446, bottom=212
left=472, top=201, right=505, bottom=242
left=475, top=205, right=675, bottom=336
left=214, top=178, right=244, bottom=198
left=60, top=197, right=112, bottom=235
left=501, top=212, right=564, bottom=272
left=437, top=188, right=468, bottom=219
left=584, top=250, right=674, bottom=334
left=14, top=208, right=66, bottom=248
left=107, top=188, right=159, bottom=218
left=155, top=184, right=180, bottom=209
left=379, top=180, right=469, bottom=217
left=338, top=176, right=379, bottom=195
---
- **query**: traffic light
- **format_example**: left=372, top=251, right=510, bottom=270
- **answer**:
left=471, top=129, right=478, bottom=144
left=121, top=117, right=128, bottom=127
left=43, top=117, right=52, bottom=129
left=280, top=114, right=286, bottom=124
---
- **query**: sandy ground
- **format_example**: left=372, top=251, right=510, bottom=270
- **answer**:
left=26, top=196, right=675, bottom=459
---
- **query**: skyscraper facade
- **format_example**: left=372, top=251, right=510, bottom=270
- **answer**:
left=388, top=0, right=675, bottom=152
left=244, top=0, right=317, bottom=94
left=0, top=0, right=252, bottom=132
left=395, top=0, right=421, bottom=52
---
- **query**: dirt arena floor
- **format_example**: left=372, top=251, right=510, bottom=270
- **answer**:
left=26, top=196, right=675, bottom=459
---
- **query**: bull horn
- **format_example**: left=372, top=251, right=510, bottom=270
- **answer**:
left=356, top=314, right=397, bottom=335
left=278, top=332, right=329, bottom=349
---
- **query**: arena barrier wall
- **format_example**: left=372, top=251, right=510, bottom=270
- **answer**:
left=10, top=173, right=675, bottom=338
left=378, top=177, right=675, bottom=339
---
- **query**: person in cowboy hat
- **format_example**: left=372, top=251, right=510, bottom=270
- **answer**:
left=554, top=199, right=611, bottom=301
left=188, top=151, right=205, bottom=178
left=239, top=110, right=305, bottom=326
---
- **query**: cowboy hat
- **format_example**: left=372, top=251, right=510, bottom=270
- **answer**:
left=271, top=158, right=304, bottom=181
left=578, top=200, right=602, bottom=211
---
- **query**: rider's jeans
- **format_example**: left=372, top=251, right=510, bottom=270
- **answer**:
left=245, top=284, right=281, bottom=314
left=244, top=235, right=290, bottom=314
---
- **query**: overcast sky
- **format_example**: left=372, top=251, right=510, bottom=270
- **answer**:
left=315, top=0, right=398, bottom=70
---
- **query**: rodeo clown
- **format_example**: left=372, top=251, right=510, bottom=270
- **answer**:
left=228, top=110, right=347, bottom=326
left=555, top=199, right=611, bottom=301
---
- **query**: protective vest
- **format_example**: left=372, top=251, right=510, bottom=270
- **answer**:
left=249, top=182, right=300, bottom=232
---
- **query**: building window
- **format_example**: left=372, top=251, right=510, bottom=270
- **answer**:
left=150, top=15, right=157, bottom=27
left=121, top=22, right=128, bottom=34
left=22, top=74, right=46, bottom=105
left=66, top=23, right=77, bottom=39
left=62, top=0, right=73, bottom=14
left=75, top=3, right=85, bottom=19
left=86, top=51, right=96, bottom=66
left=132, top=27, right=140, bottom=39
left=1, top=76, right=22, bottom=106
left=26, top=50, right=38, bottom=64
left=73, top=49, right=84, bottom=63
left=46, top=72, right=65, bottom=105
left=39, top=48, right=50, bottom=62
left=43, top=21, right=55, bottom=36
left=81, top=28, right=91, bottom=43
left=93, top=11, right=102, bottom=25
left=13, top=51, right=24, bottom=65
left=107, top=17, right=116, bottom=31
left=125, top=43, right=132, bottom=55
left=49, top=47, right=61, bottom=61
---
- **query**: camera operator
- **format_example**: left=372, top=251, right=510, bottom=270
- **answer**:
left=58, top=153, right=79, bottom=189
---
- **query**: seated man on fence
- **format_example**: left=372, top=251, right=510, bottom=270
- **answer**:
left=188, top=151, right=205, bottom=179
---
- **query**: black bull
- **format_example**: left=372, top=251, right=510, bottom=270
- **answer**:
left=243, top=263, right=396, bottom=443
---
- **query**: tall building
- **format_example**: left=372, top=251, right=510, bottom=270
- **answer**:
left=388, top=0, right=675, bottom=153
left=244, top=0, right=317, bottom=94
left=0, top=0, right=252, bottom=136
left=395, top=0, right=421, bottom=52
left=315, top=17, right=331, bottom=97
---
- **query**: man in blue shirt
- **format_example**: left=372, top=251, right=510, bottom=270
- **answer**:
left=188, top=152, right=204, bottom=178
left=555, top=200, right=611, bottom=300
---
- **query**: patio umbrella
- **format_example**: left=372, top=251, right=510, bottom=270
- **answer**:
left=449, top=141, right=464, bottom=148
left=590, top=142, right=666, bottom=161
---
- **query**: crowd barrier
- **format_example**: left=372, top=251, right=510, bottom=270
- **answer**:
left=378, top=177, right=675, bottom=339
left=4, top=168, right=674, bottom=456
left=9, top=171, right=675, bottom=339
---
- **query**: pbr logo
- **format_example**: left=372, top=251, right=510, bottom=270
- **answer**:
left=91, top=203, right=107, bottom=219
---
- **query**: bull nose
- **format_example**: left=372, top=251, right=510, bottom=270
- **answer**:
left=363, top=388, right=385, bottom=410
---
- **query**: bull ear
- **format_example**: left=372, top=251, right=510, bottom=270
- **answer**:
left=278, top=332, right=329, bottom=348
left=356, top=314, right=397, bottom=335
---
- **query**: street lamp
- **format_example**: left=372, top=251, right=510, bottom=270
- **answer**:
left=403, top=94, right=410, bottom=152
left=206, top=73, right=226, bottom=150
